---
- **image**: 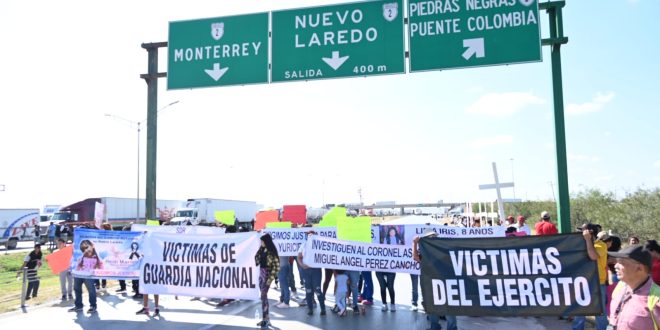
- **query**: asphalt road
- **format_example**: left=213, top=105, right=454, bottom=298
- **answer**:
left=0, top=273, right=575, bottom=329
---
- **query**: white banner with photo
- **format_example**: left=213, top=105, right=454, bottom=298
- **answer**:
left=131, top=224, right=226, bottom=235
left=302, top=235, right=420, bottom=274
left=376, top=224, right=506, bottom=245
left=140, top=231, right=260, bottom=300
left=264, top=227, right=338, bottom=256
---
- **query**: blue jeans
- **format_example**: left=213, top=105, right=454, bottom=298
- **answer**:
left=572, top=284, right=608, bottom=330
left=411, top=274, right=419, bottom=305
left=73, top=277, right=96, bottom=309
left=303, top=268, right=325, bottom=312
left=429, top=314, right=457, bottom=330
left=361, top=271, right=374, bottom=302
left=278, top=257, right=291, bottom=304
left=347, top=271, right=360, bottom=308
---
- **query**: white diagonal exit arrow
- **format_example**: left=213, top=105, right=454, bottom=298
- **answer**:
left=322, top=51, right=349, bottom=70
left=205, top=63, right=229, bottom=81
left=462, top=38, right=485, bottom=60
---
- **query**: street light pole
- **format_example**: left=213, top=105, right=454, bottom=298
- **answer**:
left=136, top=121, right=140, bottom=223
left=105, top=100, right=178, bottom=223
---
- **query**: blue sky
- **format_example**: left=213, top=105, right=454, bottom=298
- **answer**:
left=0, top=0, right=658, bottom=210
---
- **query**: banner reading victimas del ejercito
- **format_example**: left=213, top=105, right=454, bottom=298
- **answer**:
left=419, top=234, right=602, bottom=316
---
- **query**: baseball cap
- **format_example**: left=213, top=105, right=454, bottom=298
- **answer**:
left=541, top=211, right=550, bottom=220
left=421, top=229, right=438, bottom=238
left=577, top=223, right=599, bottom=233
left=608, top=244, right=652, bottom=269
left=34, top=242, right=41, bottom=247
left=596, top=231, right=611, bottom=241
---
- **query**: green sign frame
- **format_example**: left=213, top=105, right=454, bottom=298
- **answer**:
left=167, top=13, right=269, bottom=89
left=408, top=0, right=542, bottom=72
left=271, top=0, right=405, bottom=83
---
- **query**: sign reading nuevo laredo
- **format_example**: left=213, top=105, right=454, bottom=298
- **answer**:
left=167, top=13, right=269, bottom=89
left=271, top=0, right=405, bottom=82
left=408, top=0, right=541, bottom=71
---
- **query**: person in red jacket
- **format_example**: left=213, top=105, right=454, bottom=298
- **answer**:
left=534, top=211, right=558, bottom=235
left=645, top=239, right=660, bottom=285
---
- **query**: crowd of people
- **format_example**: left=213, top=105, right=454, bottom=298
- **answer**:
left=19, top=212, right=660, bottom=330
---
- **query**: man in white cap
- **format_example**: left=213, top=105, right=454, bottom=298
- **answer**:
left=534, top=211, right=558, bottom=236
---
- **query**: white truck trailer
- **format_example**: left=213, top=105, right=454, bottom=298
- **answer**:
left=169, top=198, right=258, bottom=226
left=0, top=209, right=40, bottom=249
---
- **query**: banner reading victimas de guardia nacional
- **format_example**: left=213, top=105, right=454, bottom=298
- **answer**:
left=419, top=234, right=602, bottom=316
left=302, top=235, right=420, bottom=274
left=70, top=228, right=145, bottom=279
left=140, top=231, right=260, bottom=300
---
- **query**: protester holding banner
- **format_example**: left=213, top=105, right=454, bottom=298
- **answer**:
left=56, top=239, right=73, bottom=301
left=608, top=244, right=660, bottom=330
left=255, top=233, right=280, bottom=328
left=297, top=231, right=327, bottom=316
left=413, top=231, right=457, bottom=330
left=573, top=225, right=611, bottom=330
left=376, top=226, right=401, bottom=312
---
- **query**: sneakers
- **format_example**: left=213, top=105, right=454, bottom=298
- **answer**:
left=87, top=306, right=97, bottom=313
left=68, top=294, right=73, bottom=300
left=257, top=320, right=270, bottom=327
left=68, top=306, right=83, bottom=312
left=136, top=307, right=149, bottom=315
left=153, top=308, right=160, bottom=317
left=382, top=304, right=388, bottom=312
left=331, top=305, right=340, bottom=313
left=411, top=304, right=419, bottom=311
left=116, top=288, right=126, bottom=293
left=362, top=300, right=373, bottom=306
left=275, top=302, right=290, bottom=309
left=132, top=294, right=143, bottom=299
left=61, top=295, right=67, bottom=301
left=307, top=309, right=313, bottom=316
left=298, top=300, right=307, bottom=307
left=357, top=295, right=364, bottom=303
left=24, top=296, right=31, bottom=301
left=320, top=309, right=326, bottom=316
left=390, top=304, right=396, bottom=312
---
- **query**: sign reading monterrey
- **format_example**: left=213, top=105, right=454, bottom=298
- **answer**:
left=408, top=0, right=541, bottom=71
left=167, top=13, right=269, bottom=89
left=271, top=0, right=405, bottom=82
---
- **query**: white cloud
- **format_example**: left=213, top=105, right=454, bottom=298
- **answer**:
left=465, top=92, right=545, bottom=116
left=653, top=160, right=660, bottom=168
left=568, top=153, right=601, bottom=162
left=566, top=92, right=615, bottom=115
left=468, top=135, right=513, bottom=148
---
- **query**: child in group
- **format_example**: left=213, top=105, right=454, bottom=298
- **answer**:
left=334, top=270, right=349, bottom=317
left=77, top=240, right=103, bottom=271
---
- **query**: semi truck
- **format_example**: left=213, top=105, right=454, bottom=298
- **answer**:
left=45, top=197, right=184, bottom=230
left=0, top=209, right=40, bottom=249
left=169, top=198, right=258, bottom=226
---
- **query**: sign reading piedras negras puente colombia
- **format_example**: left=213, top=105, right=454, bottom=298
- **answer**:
left=407, top=0, right=541, bottom=71
left=167, top=13, right=269, bottom=89
left=271, top=0, right=405, bottom=82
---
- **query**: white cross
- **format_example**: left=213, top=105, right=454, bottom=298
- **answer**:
left=478, top=162, right=514, bottom=224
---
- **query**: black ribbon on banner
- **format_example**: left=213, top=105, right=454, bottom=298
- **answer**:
left=419, top=233, right=602, bottom=316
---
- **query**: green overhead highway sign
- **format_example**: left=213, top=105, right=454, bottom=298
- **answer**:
left=271, top=0, right=405, bottom=83
left=408, top=0, right=541, bottom=71
left=167, top=13, right=269, bottom=90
